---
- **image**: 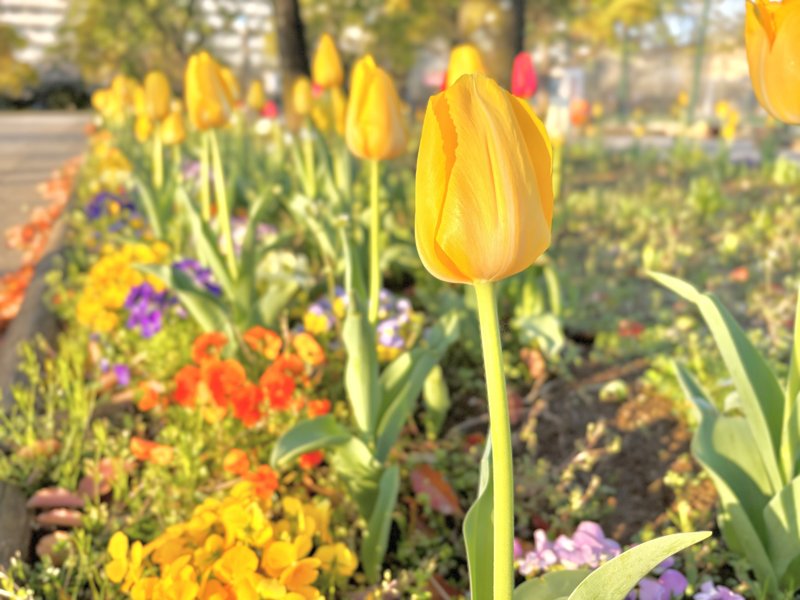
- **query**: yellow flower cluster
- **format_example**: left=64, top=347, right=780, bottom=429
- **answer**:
left=76, top=242, right=170, bottom=332
left=106, top=482, right=358, bottom=599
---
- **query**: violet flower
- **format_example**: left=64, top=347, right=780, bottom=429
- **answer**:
left=693, top=581, right=744, bottom=600
left=113, top=364, right=131, bottom=388
left=124, top=283, right=174, bottom=338
left=173, top=259, right=222, bottom=296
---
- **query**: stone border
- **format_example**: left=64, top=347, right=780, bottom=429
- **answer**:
left=0, top=194, right=72, bottom=566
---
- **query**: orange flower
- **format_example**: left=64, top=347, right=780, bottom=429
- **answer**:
left=137, top=381, right=165, bottom=411
left=298, top=451, right=324, bottom=470
left=245, top=465, right=279, bottom=498
left=203, top=359, right=247, bottom=408
left=260, top=369, right=296, bottom=411
left=230, top=382, right=263, bottom=427
left=191, top=332, right=228, bottom=364
left=223, top=449, right=251, bottom=476
left=173, top=365, right=201, bottom=407
left=292, top=333, right=325, bottom=366
left=243, top=326, right=283, bottom=360
left=307, top=399, right=331, bottom=418
left=130, top=437, right=174, bottom=466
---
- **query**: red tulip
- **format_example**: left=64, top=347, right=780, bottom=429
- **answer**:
left=261, top=100, right=279, bottom=119
left=511, top=52, right=538, bottom=98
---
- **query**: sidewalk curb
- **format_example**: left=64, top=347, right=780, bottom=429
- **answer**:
left=0, top=206, right=71, bottom=566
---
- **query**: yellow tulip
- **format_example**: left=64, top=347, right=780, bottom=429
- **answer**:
left=132, top=85, right=147, bottom=117
left=134, top=115, right=152, bottom=143
left=246, top=80, right=266, bottom=111
left=110, top=74, right=136, bottom=111
left=345, top=55, right=407, bottom=160
left=219, top=67, right=241, bottom=102
left=161, top=111, right=186, bottom=145
left=745, top=0, right=800, bottom=123
left=284, top=75, right=312, bottom=131
left=144, top=71, right=171, bottom=121
left=445, top=44, right=486, bottom=89
left=415, top=74, right=553, bottom=284
left=312, top=33, right=344, bottom=89
left=184, top=51, right=234, bottom=130
left=91, top=88, right=109, bottom=113
left=331, top=86, right=347, bottom=135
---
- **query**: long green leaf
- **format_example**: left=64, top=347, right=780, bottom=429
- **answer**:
left=422, top=365, right=451, bottom=439
left=269, top=416, right=352, bottom=470
left=329, top=437, right=383, bottom=518
left=652, top=271, right=784, bottom=491
left=361, top=465, right=400, bottom=583
left=131, top=175, right=164, bottom=239
left=375, top=313, right=460, bottom=461
left=513, top=570, right=590, bottom=600
left=342, top=309, right=380, bottom=437
left=177, top=187, right=236, bottom=299
left=783, top=291, right=800, bottom=480
left=568, top=532, right=711, bottom=600
left=763, top=474, right=800, bottom=584
left=463, top=438, right=493, bottom=600
left=674, top=362, right=778, bottom=588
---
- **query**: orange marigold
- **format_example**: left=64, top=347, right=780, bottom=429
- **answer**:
left=191, top=332, right=228, bottom=364
left=242, top=326, right=283, bottom=360
left=298, top=450, right=325, bottom=470
left=223, top=449, right=251, bottom=476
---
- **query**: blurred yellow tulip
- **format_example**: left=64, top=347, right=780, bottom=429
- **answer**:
left=91, top=89, right=109, bottom=113
left=133, top=85, right=147, bottom=117
left=184, top=52, right=234, bottom=130
left=220, top=67, right=241, bottom=102
left=415, top=74, right=553, bottom=284
left=110, top=74, right=136, bottom=112
left=134, top=115, right=153, bottom=143
left=345, top=55, right=407, bottom=160
left=284, top=75, right=312, bottom=131
left=745, top=0, right=800, bottom=123
left=312, top=33, right=344, bottom=89
left=246, top=80, right=266, bottom=111
left=161, top=111, right=186, bottom=146
left=144, top=71, right=171, bottom=121
left=310, top=86, right=347, bottom=134
left=331, top=86, right=347, bottom=135
left=445, top=44, right=486, bottom=89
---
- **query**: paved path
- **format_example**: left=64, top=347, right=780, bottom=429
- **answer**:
left=0, top=111, right=91, bottom=274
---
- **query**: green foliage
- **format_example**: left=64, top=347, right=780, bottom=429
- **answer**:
left=0, top=25, right=37, bottom=100
left=654, top=271, right=800, bottom=592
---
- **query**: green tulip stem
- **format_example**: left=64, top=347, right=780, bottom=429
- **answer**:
left=473, top=280, right=514, bottom=600
left=302, top=120, right=316, bottom=198
left=368, top=158, right=382, bottom=325
left=200, top=132, right=211, bottom=221
left=152, top=123, right=164, bottom=190
left=172, top=145, right=182, bottom=182
left=208, top=129, right=239, bottom=279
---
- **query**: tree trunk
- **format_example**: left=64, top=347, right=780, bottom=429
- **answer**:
left=274, top=0, right=310, bottom=84
left=511, top=0, right=526, bottom=55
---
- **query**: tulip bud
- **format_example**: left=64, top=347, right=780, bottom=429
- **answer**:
left=445, top=44, right=486, bottom=89
left=284, top=75, right=312, bottom=131
left=246, top=79, right=266, bottom=112
left=144, top=71, right=171, bottom=121
left=219, top=67, right=241, bottom=102
left=161, top=111, right=186, bottom=146
left=134, top=115, right=152, bottom=143
left=184, top=51, right=234, bottom=130
left=111, top=74, right=136, bottom=112
left=312, top=33, right=344, bottom=89
left=415, top=74, right=553, bottom=284
left=345, top=55, right=407, bottom=160
left=745, top=0, right=800, bottom=123
left=132, top=85, right=147, bottom=117
left=569, top=98, right=590, bottom=127
left=511, top=52, right=538, bottom=98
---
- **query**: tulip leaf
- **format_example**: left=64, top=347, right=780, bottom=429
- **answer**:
left=567, top=532, right=711, bottom=600
left=131, top=175, right=164, bottom=238
left=361, top=465, right=400, bottom=584
left=422, top=365, right=451, bottom=438
left=269, top=416, right=352, bottom=470
left=329, top=436, right=384, bottom=518
left=763, top=474, right=800, bottom=584
left=651, top=271, right=784, bottom=491
left=342, top=309, right=380, bottom=437
left=783, top=291, right=800, bottom=480
left=177, top=187, right=236, bottom=299
left=257, top=280, right=300, bottom=327
left=513, top=570, right=590, bottom=600
left=463, top=437, right=493, bottom=600
left=374, top=313, right=460, bottom=461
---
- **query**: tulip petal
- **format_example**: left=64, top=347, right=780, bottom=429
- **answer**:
left=763, top=1, right=800, bottom=122
left=510, top=97, right=554, bottom=227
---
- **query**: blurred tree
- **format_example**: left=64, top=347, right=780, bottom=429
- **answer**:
left=275, top=0, right=310, bottom=83
left=0, top=25, right=38, bottom=101
left=56, top=0, right=234, bottom=85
